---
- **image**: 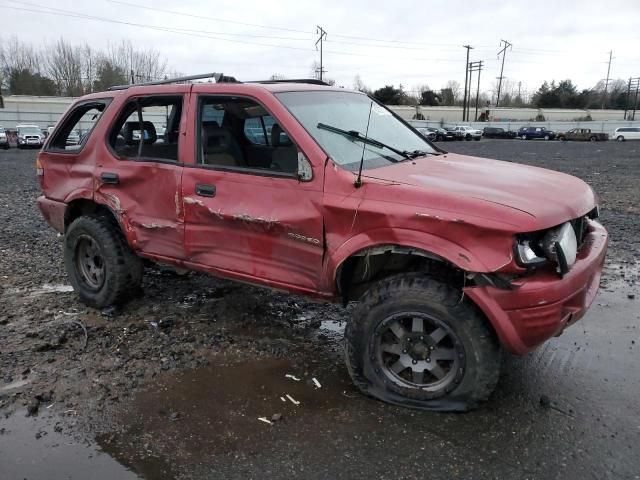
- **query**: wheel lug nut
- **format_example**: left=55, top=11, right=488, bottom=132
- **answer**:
left=420, top=336, right=424, bottom=340
left=402, top=349, right=407, bottom=354
left=429, top=346, right=434, bottom=350
left=426, top=358, right=431, bottom=363
left=412, top=359, right=417, bottom=365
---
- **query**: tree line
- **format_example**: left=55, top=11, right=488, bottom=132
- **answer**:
left=0, top=36, right=172, bottom=97
left=354, top=76, right=632, bottom=110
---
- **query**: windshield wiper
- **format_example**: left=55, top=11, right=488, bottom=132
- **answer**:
left=317, top=123, right=411, bottom=161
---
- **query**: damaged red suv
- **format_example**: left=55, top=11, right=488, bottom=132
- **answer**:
left=36, top=74, right=608, bottom=411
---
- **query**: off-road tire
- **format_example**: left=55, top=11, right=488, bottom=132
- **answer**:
left=64, top=214, right=143, bottom=308
left=344, top=273, right=501, bottom=411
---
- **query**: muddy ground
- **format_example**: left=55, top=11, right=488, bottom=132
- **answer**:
left=0, top=140, right=639, bottom=480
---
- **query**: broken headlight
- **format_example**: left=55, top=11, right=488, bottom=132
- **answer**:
left=515, top=221, right=578, bottom=275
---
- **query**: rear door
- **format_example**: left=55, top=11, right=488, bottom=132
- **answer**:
left=94, top=89, right=190, bottom=260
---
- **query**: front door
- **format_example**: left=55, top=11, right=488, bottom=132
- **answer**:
left=181, top=94, right=324, bottom=293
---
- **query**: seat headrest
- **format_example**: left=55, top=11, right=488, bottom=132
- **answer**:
left=271, top=123, right=292, bottom=147
left=202, top=122, right=232, bottom=154
left=123, top=121, right=157, bottom=145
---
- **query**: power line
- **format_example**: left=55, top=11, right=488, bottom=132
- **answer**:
left=495, top=39, right=512, bottom=107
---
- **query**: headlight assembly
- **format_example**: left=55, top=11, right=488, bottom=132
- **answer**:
left=515, top=221, right=579, bottom=276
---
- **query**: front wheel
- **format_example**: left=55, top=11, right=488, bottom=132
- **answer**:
left=589, top=136, right=597, bottom=142
left=544, top=135, right=550, bottom=140
left=617, top=135, right=625, bottom=142
left=520, top=134, right=527, bottom=140
left=64, top=215, right=143, bottom=308
left=344, top=274, right=501, bottom=411
left=465, top=134, right=472, bottom=141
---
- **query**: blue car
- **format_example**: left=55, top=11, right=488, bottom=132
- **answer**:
left=518, top=126, right=555, bottom=140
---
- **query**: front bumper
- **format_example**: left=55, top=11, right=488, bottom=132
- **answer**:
left=464, top=220, right=608, bottom=355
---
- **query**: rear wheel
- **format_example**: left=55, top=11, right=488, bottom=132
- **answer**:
left=559, top=136, right=566, bottom=141
left=544, top=134, right=550, bottom=140
left=589, top=136, right=597, bottom=142
left=64, top=215, right=143, bottom=308
left=465, top=134, right=472, bottom=141
left=344, top=274, right=501, bottom=411
left=520, top=134, right=527, bottom=140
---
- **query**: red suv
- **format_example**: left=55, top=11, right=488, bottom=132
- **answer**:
left=36, top=74, right=608, bottom=411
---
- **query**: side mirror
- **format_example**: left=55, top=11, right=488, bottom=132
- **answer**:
left=297, top=152, right=313, bottom=182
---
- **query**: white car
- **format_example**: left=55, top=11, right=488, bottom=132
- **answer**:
left=0, top=126, right=9, bottom=149
left=451, top=125, right=482, bottom=141
left=612, top=127, right=640, bottom=142
left=16, top=124, right=44, bottom=149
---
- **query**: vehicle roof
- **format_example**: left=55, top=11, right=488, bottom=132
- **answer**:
left=77, top=81, right=362, bottom=102
left=16, top=124, right=40, bottom=127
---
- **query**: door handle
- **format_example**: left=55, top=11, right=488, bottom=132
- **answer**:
left=195, top=183, right=216, bottom=197
left=100, top=172, right=119, bottom=184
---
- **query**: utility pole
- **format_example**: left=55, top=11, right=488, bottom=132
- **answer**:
left=602, top=50, right=614, bottom=109
left=624, top=77, right=640, bottom=120
left=462, top=45, right=473, bottom=121
left=495, top=39, right=512, bottom=108
left=315, top=26, right=327, bottom=82
left=469, top=61, right=483, bottom=121
left=517, top=81, right=522, bottom=102
left=633, top=80, right=640, bottom=121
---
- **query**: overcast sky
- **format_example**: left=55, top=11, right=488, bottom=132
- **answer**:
left=2, top=0, right=639, bottom=97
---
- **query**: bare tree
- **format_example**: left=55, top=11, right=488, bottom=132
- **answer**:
left=46, top=38, right=84, bottom=96
left=445, top=80, right=461, bottom=102
left=353, top=74, right=369, bottom=93
left=269, top=73, right=287, bottom=81
left=106, top=40, right=167, bottom=83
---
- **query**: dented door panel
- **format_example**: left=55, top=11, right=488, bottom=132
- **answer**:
left=182, top=168, right=324, bottom=290
left=95, top=162, right=185, bottom=258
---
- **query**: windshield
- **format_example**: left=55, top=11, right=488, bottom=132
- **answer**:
left=18, top=126, right=40, bottom=135
left=276, top=91, right=436, bottom=171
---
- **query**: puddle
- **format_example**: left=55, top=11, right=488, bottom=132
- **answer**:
left=0, top=410, right=140, bottom=480
left=100, top=356, right=361, bottom=478
left=320, top=319, right=346, bottom=335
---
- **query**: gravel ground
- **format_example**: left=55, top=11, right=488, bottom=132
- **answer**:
left=0, top=140, right=639, bottom=480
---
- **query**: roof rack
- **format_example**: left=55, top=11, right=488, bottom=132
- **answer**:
left=248, top=78, right=330, bottom=86
left=107, top=72, right=239, bottom=91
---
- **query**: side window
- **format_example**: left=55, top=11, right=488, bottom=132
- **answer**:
left=108, top=95, right=183, bottom=162
left=198, top=96, right=299, bottom=176
left=49, top=100, right=110, bottom=151
left=244, top=117, right=267, bottom=145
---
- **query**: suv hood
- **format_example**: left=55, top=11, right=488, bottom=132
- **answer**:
left=362, top=153, right=595, bottom=227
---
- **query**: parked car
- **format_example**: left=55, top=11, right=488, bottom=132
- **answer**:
left=482, top=127, right=516, bottom=139
left=424, top=127, right=456, bottom=141
left=518, top=126, right=555, bottom=140
left=16, top=124, right=44, bottom=148
left=36, top=76, right=607, bottom=412
left=612, top=127, right=640, bottom=142
left=0, top=126, right=9, bottom=149
left=557, top=128, right=608, bottom=142
left=416, top=127, right=436, bottom=141
left=451, top=125, right=482, bottom=141
left=66, top=130, right=81, bottom=146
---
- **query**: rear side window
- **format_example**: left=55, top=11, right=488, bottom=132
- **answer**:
left=108, top=96, right=183, bottom=162
left=48, top=100, right=110, bottom=151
